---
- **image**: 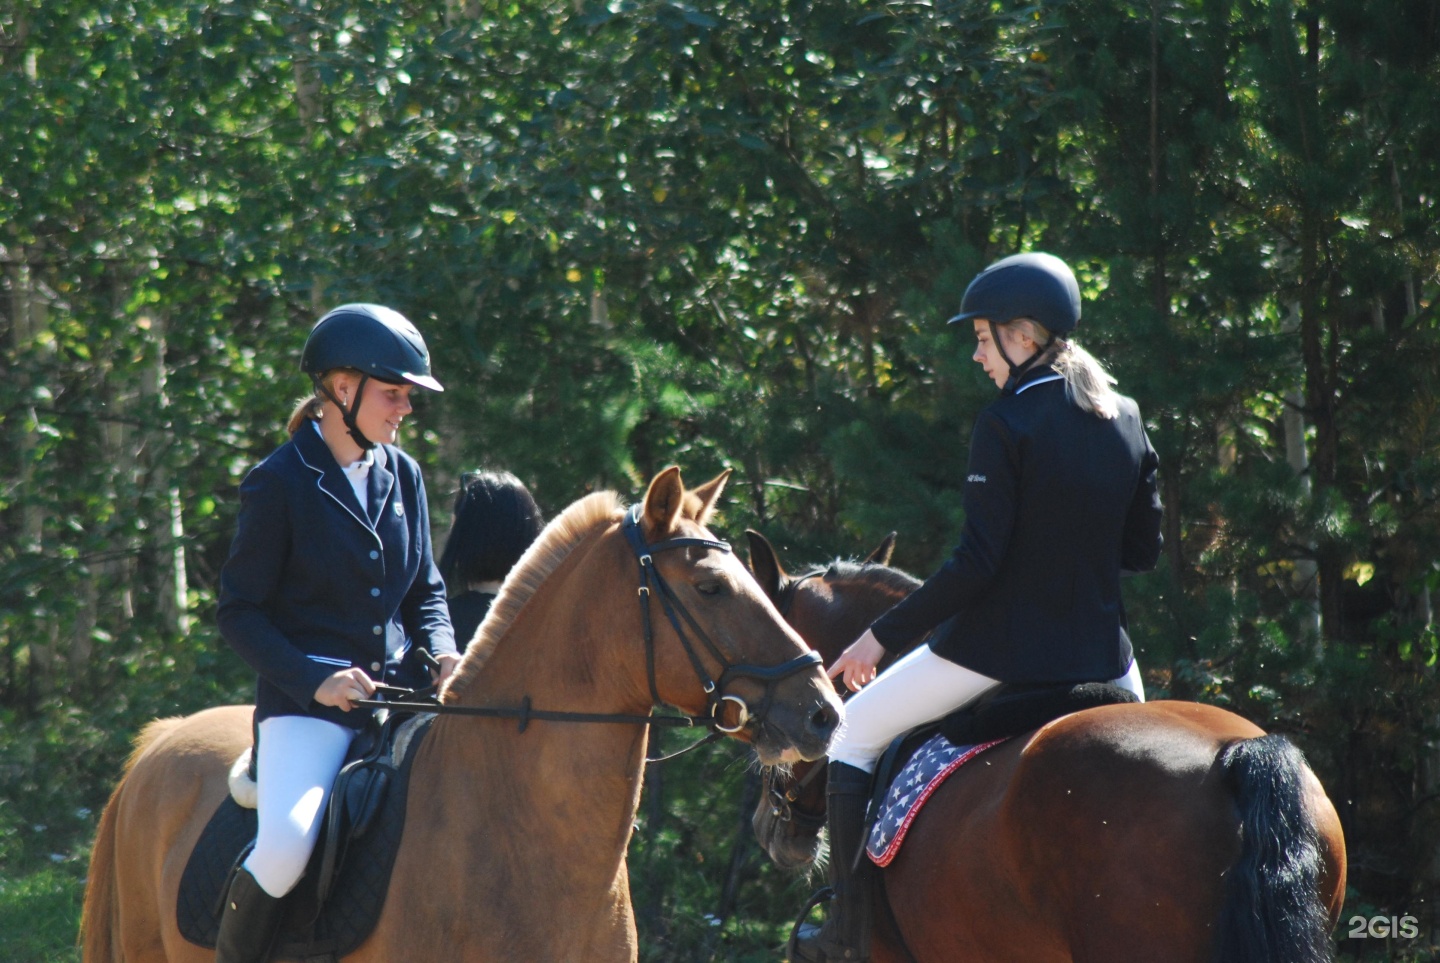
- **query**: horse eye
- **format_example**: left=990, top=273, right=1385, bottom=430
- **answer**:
left=695, top=579, right=726, bottom=597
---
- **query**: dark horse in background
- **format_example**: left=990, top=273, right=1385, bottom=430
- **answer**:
left=745, top=531, right=1347, bottom=963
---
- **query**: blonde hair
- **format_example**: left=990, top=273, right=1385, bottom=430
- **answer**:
left=285, top=369, right=355, bottom=435
left=286, top=395, right=324, bottom=435
left=1010, top=319, right=1120, bottom=420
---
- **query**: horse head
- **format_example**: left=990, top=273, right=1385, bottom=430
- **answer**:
left=628, top=467, right=844, bottom=766
left=744, top=531, right=918, bottom=869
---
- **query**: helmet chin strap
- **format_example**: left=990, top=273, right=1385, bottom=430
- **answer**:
left=313, top=373, right=376, bottom=451
left=990, top=320, right=1056, bottom=394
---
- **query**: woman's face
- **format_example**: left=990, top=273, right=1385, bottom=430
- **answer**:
left=333, top=372, right=415, bottom=445
left=971, top=319, right=1036, bottom=389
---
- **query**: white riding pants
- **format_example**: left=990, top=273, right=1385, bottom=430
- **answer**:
left=243, top=715, right=356, bottom=898
left=829, top=645, right=1146, bottom=774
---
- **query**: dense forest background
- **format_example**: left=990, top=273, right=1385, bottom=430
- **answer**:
left=2, top=0, right=1439, bottom=959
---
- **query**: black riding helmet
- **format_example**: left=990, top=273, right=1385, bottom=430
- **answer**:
left=947, top=252, right=1081, bottom=393
left=301, top=303, right=443, bottom=450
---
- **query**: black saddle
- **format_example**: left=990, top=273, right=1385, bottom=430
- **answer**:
left=176, top=711, right=433, bottom=963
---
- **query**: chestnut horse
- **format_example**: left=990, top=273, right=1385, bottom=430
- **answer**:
left=80, top=468, right=843, bottom=962
left=745, top=532, right=1347, bottom=963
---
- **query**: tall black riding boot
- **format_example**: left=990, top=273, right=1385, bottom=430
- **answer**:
left=789, top=762, right=874, bottom=963
left=215, top=866, right=284, bottom=963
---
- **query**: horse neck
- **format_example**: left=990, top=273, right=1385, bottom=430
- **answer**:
left=453, top=528, right=653, bottom=715
left=798, top=576, right=914, bottom=666
left=411, top=529, right=656, bottom=894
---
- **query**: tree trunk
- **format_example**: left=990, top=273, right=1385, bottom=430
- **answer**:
left=139, top=311, right=190, bottom=637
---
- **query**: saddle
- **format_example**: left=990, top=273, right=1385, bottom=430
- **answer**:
left=176, top=710, right=433, bottom=962
left=864, top=681, right=1139, bottom=857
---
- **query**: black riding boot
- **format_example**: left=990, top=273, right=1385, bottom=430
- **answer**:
left=215, top=866, right=284, bottom=963
left=789, top=762, right=874, bottom=963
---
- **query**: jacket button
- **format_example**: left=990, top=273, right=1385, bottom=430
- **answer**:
left=371, top=662, right=382, bottom=672
left=370, top=550, right=380, bottom=560
left=372, top=625, right=383, bottom=635
left=370, top=587, right=381, bottom=597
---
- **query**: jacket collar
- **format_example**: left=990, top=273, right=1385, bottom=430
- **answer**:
left=366, top=442, right=396, bottom=525
left=1010, top=363, right=1063, bottom=395
left=294, top=420, right=383, bottom=533
left=1013, top=364, right=1064, bottom=395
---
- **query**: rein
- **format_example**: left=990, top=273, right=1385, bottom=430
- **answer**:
left=359, top=504, right=822, bottom=763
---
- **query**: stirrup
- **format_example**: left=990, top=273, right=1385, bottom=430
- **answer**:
left=786, top=886, right=834, bottom=962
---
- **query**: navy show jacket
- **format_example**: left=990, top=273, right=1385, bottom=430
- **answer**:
left=871, top=367, right=1162, bottom=685
left=217, top=422, right=458, bottom=729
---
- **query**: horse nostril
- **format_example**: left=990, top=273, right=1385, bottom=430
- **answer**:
left=810, top=703, right=838, bottom=734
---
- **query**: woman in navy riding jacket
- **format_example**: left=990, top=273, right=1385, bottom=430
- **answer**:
left=792, top=253, right=1164, bottom=963
left=213, top=304, right=460, bottom=963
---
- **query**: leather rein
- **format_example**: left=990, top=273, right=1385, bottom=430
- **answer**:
left=359, top=505, right=822, bottom=763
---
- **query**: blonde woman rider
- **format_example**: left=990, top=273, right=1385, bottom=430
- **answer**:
left=793, top=253, right=1162, bottom=963
left=215, top=305, right=459, bottom=963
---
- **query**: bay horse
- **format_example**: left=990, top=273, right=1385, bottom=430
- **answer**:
left=80, top=467, right=843, bottom=962
left=744, top=531, right=1347, bottom=963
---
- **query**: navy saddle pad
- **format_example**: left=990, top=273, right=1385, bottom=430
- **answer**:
left=176, top=715, right=432, bottom=962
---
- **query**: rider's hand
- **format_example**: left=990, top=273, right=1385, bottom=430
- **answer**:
left=828, top=628, right=886, bottom=693
left=314, top=667, right=377, bottom=711
left=431, top=652, right=462, bottom=689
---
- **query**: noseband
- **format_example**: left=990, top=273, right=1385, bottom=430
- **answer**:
left=622, top=504, right=822, bottom=734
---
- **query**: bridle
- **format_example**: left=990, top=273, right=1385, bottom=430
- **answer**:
left=773, top=567, right=828, bottom=618
left=620, top=504, right=823, bottom=735
left=762, top=757, right=829, bottom=832
left=362, top=504, right=822, bottom=761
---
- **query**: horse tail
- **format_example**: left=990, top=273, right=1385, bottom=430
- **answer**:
left=79, top=717, right=183, bottom=962
left=79, top=778, right=124, bottom=962
left=1211, top=734, right=1333, bottom=963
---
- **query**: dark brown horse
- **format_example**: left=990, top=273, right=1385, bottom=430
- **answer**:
left=80, top=469, right=843, bottom=962
left=745, top=532, right=1347, bottom=963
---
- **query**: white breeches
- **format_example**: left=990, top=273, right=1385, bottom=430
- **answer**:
left=828, top=645, right=1146, bottom=774
left=243, top=715, right=356, bottom=898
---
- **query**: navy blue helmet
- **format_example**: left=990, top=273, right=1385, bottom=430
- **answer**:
left=947, top=253, right=1081, bottom=335
left=301, top=303, right=443, bottom=392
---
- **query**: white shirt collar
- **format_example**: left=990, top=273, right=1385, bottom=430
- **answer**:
left=313, top=420, right=373, bottom=507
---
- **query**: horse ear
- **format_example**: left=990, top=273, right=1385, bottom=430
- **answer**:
left=641, top=466, right=687, bottom=537
left=689, top=469, right=731, bottom=527
left=745, top=529, right=786, bottom=604
left=865, top=532, right=897, bottom=566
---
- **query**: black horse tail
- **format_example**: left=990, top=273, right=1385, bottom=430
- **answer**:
left=1211, top=734, right=1333, bottom=963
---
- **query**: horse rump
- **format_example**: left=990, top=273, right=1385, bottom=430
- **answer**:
left=1211, top=734, right=1333, bottom=963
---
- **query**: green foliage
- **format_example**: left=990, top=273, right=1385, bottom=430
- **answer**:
left=3, top=0, right=1440, bottom=956
left=0, top=864, right=83, bottom=963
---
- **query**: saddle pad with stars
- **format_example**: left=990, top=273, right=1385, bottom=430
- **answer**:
left=866, top=734, right=1006, bottom=867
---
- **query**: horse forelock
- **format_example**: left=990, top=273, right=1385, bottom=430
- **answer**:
left=444, top=490, right=626, bottom=697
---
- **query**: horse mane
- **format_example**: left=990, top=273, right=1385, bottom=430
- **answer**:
left=443, top=490, right=626, bottom=697
left=822, top=558, right=922, bottom=594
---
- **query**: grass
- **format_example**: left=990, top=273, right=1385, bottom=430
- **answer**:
left=0, top=863, right=84, bottom=963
